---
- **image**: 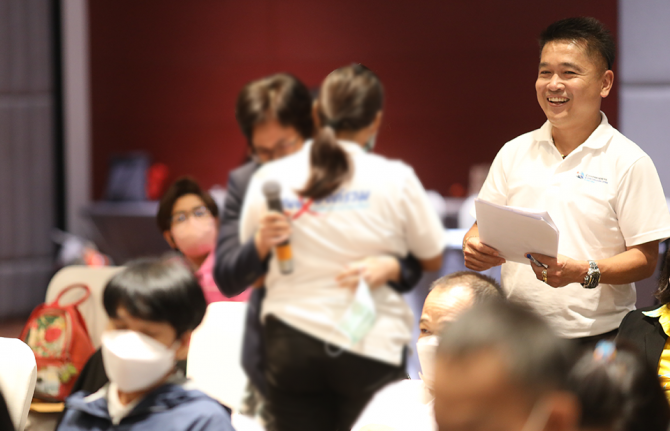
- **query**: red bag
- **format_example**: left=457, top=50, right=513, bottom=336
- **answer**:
left=20, top=284, right=96, bottom=401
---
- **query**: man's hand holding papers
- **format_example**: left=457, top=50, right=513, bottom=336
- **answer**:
left=525, top=252, right=589, bottom=288
left=463, top=234, right=506, bottom=271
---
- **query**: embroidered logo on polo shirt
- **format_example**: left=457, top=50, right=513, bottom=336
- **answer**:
left=576, top=171, right=608, bottom=184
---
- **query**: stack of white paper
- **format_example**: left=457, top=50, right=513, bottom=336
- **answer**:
left=474, top=198, right=559, bottom=264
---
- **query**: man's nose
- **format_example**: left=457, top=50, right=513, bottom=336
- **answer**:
left=547, top=74, right=563, bottom=91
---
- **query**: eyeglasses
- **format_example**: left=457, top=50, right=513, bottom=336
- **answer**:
left=170, top=205, right=211, bottom=225
left=252, top=137, right=300, bottom=162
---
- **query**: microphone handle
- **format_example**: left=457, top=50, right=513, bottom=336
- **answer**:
left=267, top=197, right=293, bottom=274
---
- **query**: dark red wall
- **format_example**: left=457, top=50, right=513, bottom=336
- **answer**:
left=89, top=1, right=618, bottom=199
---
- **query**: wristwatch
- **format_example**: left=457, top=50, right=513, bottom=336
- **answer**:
left=581, top=260, right=600, bottom=289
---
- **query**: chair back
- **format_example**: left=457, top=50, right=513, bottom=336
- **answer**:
left=187, top=301, right=248, bottom=411
left=45, top=266, right=124, bottom=348
left=0, top=338, right=37, bottom=430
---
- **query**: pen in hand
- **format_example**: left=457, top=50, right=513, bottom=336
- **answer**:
left=526, top=253, right=548, bottom=269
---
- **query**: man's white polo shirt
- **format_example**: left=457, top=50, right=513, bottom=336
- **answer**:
left=476, top=112, right=670, bottom=338
left=240, top=140, right=444, bottom=365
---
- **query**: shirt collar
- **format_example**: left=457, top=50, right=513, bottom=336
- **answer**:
left=533, top=111, right=612, bottom=150
left=643, top=304, right=670, bottom=335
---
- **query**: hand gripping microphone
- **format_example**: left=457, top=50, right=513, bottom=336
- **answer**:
left=262, top=180, right=293, bottom=274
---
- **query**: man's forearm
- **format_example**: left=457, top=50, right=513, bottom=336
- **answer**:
left=592, top=242, right=659, bottom=285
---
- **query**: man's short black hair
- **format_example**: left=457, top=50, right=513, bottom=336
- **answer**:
left=430, top=271, right=504, bottom=302
left=236, top=73, right=314, bottom=146
left=156, top=176, right=219, bottom=232
left=539, top=17, right=615, bottom=71
left=438, top=298, right=575, bottom=398
left=103, top=255, right=207, bottom=338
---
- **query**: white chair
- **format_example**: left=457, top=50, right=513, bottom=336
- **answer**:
left=187, top=301, right=248, bottom=411
left=0, top=338, right=37, bottom=431
left=45, top=266, right=124, bottom=349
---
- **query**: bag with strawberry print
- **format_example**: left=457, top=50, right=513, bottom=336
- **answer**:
left=20, top=284, right=96, bottom=401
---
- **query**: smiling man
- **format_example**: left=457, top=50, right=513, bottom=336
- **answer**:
left=462, top=17, right=670, bottom=344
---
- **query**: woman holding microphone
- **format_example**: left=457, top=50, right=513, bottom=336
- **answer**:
left=240, top=64, right=443, bottom=431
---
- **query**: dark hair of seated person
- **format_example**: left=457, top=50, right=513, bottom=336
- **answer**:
left=156, top=176, right=219, bottom=234
left=567, top=340, right=670, bottom=431
left=103, top=255, right=208, bottom=338
left=56, top=255, right=204, bottom=427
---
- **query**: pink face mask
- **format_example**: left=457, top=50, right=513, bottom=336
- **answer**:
left=171, top=216, right=216, bottom=258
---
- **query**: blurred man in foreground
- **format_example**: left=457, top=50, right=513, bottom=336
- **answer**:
left=435, top=299, right=579, bottom=431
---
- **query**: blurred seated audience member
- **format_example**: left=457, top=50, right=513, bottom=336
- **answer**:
left=352, top=272, right=503, bottom=431
left=157, top=176, right=249, bottom=303
left=434, top=298, right=579, bottom=431
left=57, top=256, right=234, bottom=431
left=567, top=340, right=670, bottom=431
left=617, top=246, right=670, bottom=402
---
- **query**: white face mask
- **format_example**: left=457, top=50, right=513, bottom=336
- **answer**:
left=101, top=330, right=177, bottom=393
left=416, top=335, right=439, bottom=390
left=171, top=216, right=216, bottom=258
left=335, top=278, right=377, bottom=346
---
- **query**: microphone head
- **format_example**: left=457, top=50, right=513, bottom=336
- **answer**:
left=262, top=180, right=282, bottom=200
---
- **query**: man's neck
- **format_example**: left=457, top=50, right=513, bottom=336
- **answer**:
left=551, top=112, right=602, bottom=157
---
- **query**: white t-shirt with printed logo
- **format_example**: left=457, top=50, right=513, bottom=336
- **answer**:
left=475, top=112, right=670, bottom=338
left=240, top=140, right=444, bottom=365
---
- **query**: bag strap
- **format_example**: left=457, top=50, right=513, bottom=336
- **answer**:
left=52, top=284, right=91, bottom=308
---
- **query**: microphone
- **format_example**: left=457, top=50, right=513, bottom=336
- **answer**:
left=262, top=180, right=293, bottom=274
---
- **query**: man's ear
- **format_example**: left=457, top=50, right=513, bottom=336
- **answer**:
left=600, top=69, right=614, bottom=98
left=175, top=330, right=193, bottom=361
left=544, top=391, right=580, bottom=431
left=163, top=231, right=177, bottom=249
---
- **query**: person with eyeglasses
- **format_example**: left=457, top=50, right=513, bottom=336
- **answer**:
left=157, top=176, right=249, bottom=303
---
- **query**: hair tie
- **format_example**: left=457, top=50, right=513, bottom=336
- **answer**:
left=593, top=340, right=617, bottom=362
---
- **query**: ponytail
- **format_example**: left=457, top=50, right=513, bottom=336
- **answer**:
left=299, top=63, right=382, bottom=200
left=298, top=126, right=351, bottom=201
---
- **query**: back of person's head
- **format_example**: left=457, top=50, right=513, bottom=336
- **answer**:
left=299, top=64, right=384, bottom=201
left=439, top=298, right=575, bottom=397
left=156, top=176, right=219, bottom=233
left=655, top=245, right=670, bottom=305
left=568, top=340, right=670, bottom=431
left=539, top=17, right=615, bottom=71
left=430, top=271, right=503, bottom=302
left=235, top=73, right=314, bottom=146
left=103, top=255, right=207, bottom=337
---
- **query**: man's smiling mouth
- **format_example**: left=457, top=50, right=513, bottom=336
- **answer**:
left=547, top=97, right=569, bottom=105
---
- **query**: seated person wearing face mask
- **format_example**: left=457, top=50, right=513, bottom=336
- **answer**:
left=157, top=176, right=249, bottom=303
left=57, top=256, right=235, bottom=431
left=352, top=272, right=503, bottom=431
